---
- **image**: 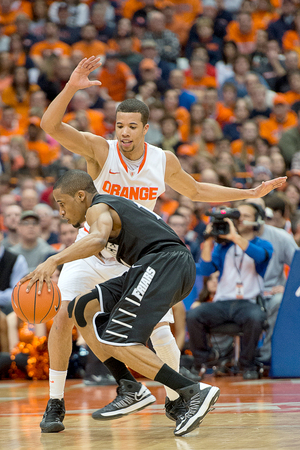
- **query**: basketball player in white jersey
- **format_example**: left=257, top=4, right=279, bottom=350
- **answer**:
left=39, top=56, right=286, bottom=433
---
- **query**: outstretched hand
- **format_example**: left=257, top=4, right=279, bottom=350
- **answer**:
left=252, top=177, right=287, bottom=198
left=68, top=56, right=102, bottom=90
left=19, top=257, right=58, bottom=294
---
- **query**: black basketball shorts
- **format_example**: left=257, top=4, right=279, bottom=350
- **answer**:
left=93, top=248, right=196, bottom=346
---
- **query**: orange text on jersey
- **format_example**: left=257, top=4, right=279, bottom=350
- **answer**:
left=102, top=182, right=158, bottom=200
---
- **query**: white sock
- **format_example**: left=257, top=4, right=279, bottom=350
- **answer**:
left=49, top=369, right=68, bottom=400
left=151, top=325, right=180, bottom=401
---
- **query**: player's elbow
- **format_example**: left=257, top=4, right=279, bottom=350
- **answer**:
left=40, top=114, right=63, bottom=135
left=93, top=236, right=107, bottom=253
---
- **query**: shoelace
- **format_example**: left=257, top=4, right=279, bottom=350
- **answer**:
left=45, top=401, right=64, bottom=420
left=108, top=387, right=137, bottom=408
left=168, top=398, right=187, bottom=416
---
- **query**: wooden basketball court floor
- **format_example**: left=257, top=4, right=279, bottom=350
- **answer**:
left=0, top=375, right=299, bottom=450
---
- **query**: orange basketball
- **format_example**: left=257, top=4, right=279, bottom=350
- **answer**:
left=11, top=280, right=61, bottom=324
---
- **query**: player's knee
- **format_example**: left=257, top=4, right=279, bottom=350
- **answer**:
left=53, top=301, right=74, bottom=327
left=151, top=324, right=174, bottom=347
left=68, top=288, right=99, bottom=328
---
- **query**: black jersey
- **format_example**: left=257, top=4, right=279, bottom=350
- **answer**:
left=89, top=193, right=187, bottom=267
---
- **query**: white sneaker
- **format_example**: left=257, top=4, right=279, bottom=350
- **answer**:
left=92, top=379, right=156, bottom=420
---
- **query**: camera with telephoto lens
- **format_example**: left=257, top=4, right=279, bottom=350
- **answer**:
left=205, top=208, right=241, bottom=238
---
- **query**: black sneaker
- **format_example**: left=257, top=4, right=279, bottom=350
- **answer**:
left=92, top=379, right=156, bottom=420
left=84, top=374, right=117, bottom=386
left=40, top=398, right=65, bottom=433
left=174, top=384, right=220, bottom=436
left=165, top=396, right=188, bottom=421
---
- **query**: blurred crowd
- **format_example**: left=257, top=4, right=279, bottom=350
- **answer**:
left=1, top=0, right=300, bottom=380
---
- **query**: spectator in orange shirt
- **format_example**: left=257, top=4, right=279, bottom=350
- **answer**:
left=1, top=66, right=40, bottom=128
left=98, top=52, right=137, bottom=102
left=166, top=0, right=202, bottom=27
left=72, top=24, right=107, bottom=60
left=0, top=106, right=24, bottom=138
left=198, top=118, right=223, bottom=155
left=189, top=46, right=217, bottom=78
left=282, top=8, right=300, bottom=53
left=0, top=51, right=13, bottom=95
left=108, top=18, right=141, bottom=54
left=163, top=89, right=190, bottom=142
left=251, top=0, right=279, bottom=30
left=9, top=33, right=36, bottom=77
left=27, top=116, right=59, bottom=166
left=283, top=70, right=300, bottom=106
left=121, top=0, right=162, bottom=20
left=0, top=0, right=32, bottom=35
left=63, top=90, right=106, bottom=136
left=226, top=11, right=257, bottom=55
left=231, top=119, right=260, bottom=165
left=183, top=58, right=217, bottom=102
left=101, top=100, right=117, bottom=140
left=204, top=84, right=236, bottom=127
left=0, top=106, right=25, bottom=159
left=161, top=1, right=190, bottom=47
left=259, top=94, right=297, bottom=145
left=30, top=21, right=72, bottom=69
left=188, top=102, right=206, bottom=144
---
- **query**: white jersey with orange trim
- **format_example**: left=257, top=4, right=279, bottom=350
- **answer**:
left=95, top=140, right=166, bottom=211
left=82, top=140, right=166, bottom=241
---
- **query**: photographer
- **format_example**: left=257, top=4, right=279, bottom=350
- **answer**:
left=186, top=203, right=273, bottom=380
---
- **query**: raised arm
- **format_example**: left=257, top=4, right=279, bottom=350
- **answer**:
left=40, top=56, right=109, bottom=165
left=164, top=151, right=286, bottom=202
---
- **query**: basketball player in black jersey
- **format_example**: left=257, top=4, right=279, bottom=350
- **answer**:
left=22, top=170, right=220, bottom=437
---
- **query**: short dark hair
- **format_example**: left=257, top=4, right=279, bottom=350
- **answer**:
left=116, top=99, right=149, bottom=126
left=53, top=170, right=97, bottom=197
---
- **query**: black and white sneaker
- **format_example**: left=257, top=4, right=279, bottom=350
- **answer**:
left=165, top=396, right=188, bottom=421
left=40, top=398, right=65, bottom=433
left=174, top=384, right=220, bottom=436
left=92, top=379, right=156, bottom=420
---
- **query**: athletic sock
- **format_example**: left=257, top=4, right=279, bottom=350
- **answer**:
left=151, top=325, right=180, bottom=400
left=154, top=364, right=194, bottom=391
left=49, top=369, right=68, bottom=400
left=104, top=357, right=136, bottom=384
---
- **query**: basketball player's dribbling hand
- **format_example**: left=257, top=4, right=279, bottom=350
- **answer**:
left=19, top=257, right=58, bottom=294
left=68, top=56, right=102, bottom=90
